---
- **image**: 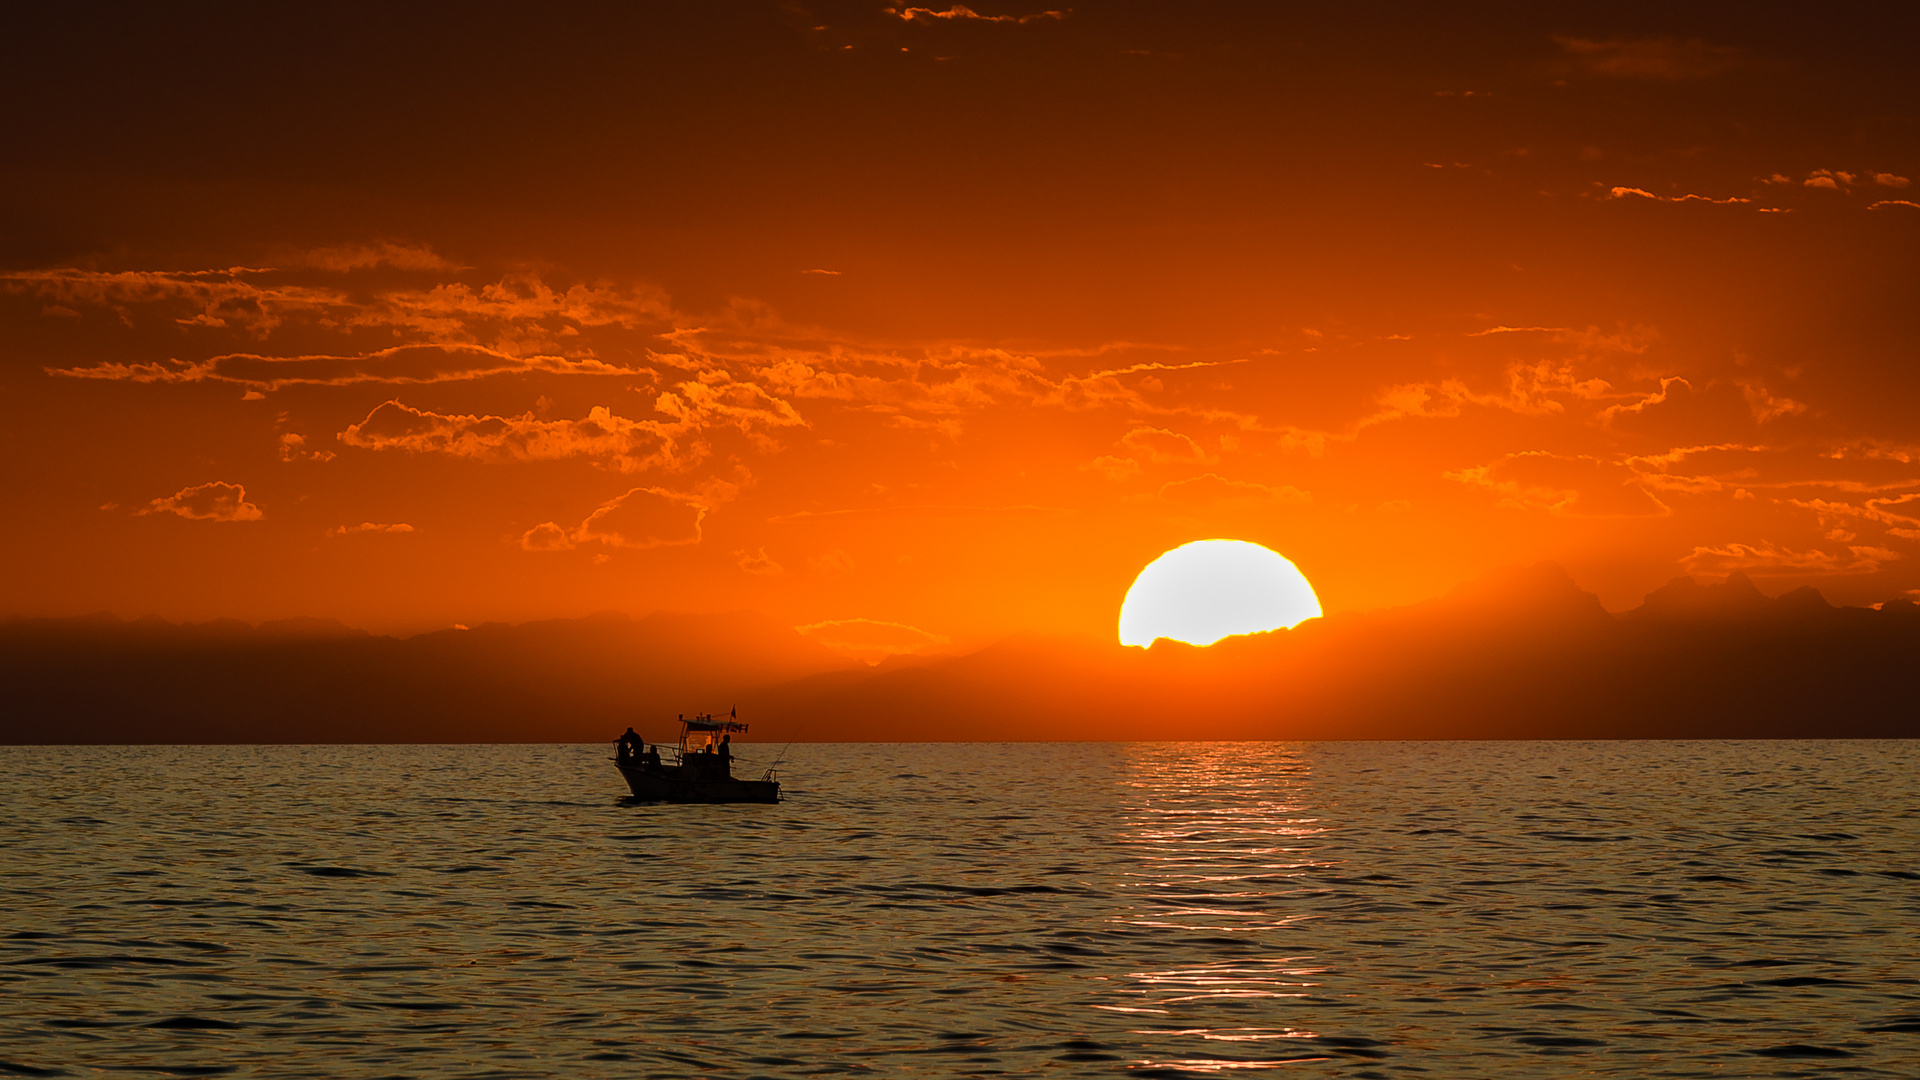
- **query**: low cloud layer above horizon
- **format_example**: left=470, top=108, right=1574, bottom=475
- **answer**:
left=2, top=3, right=1915, bottom=642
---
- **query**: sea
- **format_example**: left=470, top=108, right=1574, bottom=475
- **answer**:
left=2, top=741, right=1916, bottom=1078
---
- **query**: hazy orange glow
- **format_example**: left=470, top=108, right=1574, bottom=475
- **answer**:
left=1, top=7, right=1915, bottom=671
left=1118, top=540, right=1321, bottom=647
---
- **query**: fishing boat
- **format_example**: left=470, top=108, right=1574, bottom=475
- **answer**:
left=612, top=711, right=781, bottom=803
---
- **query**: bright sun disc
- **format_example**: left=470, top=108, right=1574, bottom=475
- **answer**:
left=1118, top=539, right=1321, bottom=647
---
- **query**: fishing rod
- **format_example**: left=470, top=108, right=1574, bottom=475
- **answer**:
left=769, top=737, right=797, bottom=770
left=762, top=720, right=803, bottom=782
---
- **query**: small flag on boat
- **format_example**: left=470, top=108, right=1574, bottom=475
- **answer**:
left=730, top=705, right=737, bottom=718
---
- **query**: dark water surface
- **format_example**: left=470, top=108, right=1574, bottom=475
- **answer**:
left=3, top=741, right=1917, bottom=1078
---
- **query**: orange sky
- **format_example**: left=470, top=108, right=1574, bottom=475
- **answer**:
left=2, top=4, right=1916, bottom=655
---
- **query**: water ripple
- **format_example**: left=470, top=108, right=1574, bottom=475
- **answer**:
left=0, top=740, right=1915, bottom=1077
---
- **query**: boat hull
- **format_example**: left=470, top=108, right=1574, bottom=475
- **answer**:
left=613, top=760, right=780, bottom=803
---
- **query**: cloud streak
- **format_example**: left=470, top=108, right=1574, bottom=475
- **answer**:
left=137, top=481, right=263, bottom=522
left=49, top=343, right=641, bottom=392
left=795, top=617, right=949, bottom=663
left=887, top=5, right=1066, bottom=24
left=19, top=263, right=673, bottom=392
left=1608, top=186, right=1751, bottom=206
left=5, top=267, right=348, bottom=336
left=518, top=486, right=713, bottom=552
left=339, top=401, right=690, bottom=473
left=1680, top=540, right=1896, bottom=577
left=1448, top=452, right=1671, bottom=518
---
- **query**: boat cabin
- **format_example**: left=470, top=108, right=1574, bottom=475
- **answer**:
left=676, top=712, right=747, bottom=762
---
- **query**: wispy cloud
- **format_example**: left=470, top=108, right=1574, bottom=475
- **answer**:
left=795, top=617, right=949, bottom=663
left=278, top=433, right=336, bottom=462
left=1598, top=376, right=1692, bottom=424
left=5, top=267, right=347, bottom=335
left=1083, top=426, right=1223, bottom=481
left=19, top=263, right=672, bottom=387
left=715, top=333, right=1236, bottom=434
left=50, top=343, right=640, bottom=393
left=1438, top=440, right=1920, bottom=569
left=347, top=274, right=672, bottom=340
left=1680, top=540, right=1896, bottom=577
left=518, top=522, right=575, bottom=552
left=137, top=481, right=263, bottom=522
left=1770, top=170, right=1909, bottom=198
left=519, top=486, right=715, bottom=553
left=655, top=373, right=809, bottom=440
left=733, top=547, right=784, bottom=576
left=1370, top=361, right=1625, bottom=423
left=575, top=486, right=710, bottom=549
left=886, top=5, right=1066, bottom=25
left=328, top=522, right=415, bottom=536
left=1118, top=426, right=1210, bottom=464
left=1447, top=451, right=1671, bottom=518
left=1468, top=325, right=1570, bottom=336
left=1788, top=494, right=1920, bottom=538
left=1463, top=325, right=1654, bottom=353
left=1608, top=186, right=1751, bottom=205
left=338, top=401, right=690, bottom=473
left=1243, top=341, right=1679, bottom=459
left=1740, top=382, right=1807, bottom=423
left=1621, top=443, right=1771, bottom=496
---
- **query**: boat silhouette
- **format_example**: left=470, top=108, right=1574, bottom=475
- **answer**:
left=613, top=711, right=781, bottom=803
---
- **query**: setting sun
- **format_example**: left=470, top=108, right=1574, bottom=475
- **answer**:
left=1118, top=540, right=1322, bottom=648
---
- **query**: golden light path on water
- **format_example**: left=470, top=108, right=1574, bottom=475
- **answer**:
left=1108, top=744, right=1339, bottom=1072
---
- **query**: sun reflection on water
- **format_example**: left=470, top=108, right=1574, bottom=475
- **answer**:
left=1106, top=742, right=1337, bottom=1070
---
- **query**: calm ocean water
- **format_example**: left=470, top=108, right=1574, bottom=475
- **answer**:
left=3, top=741, right=1917, bottom=1078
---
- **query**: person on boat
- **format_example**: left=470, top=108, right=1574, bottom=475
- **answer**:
left=718, top=734, right=732, bottom=761
left=615, top=727, right=642, bottom=762
left=644, top=743, right=661, bottom=768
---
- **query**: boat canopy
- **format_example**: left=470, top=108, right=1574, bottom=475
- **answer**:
left=682, top=717, right=749, bottom=734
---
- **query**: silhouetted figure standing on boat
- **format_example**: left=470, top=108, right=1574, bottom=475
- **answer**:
left=615, top=727, right=642, bottom=762
left=719, top=734, right=732, bottom=762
